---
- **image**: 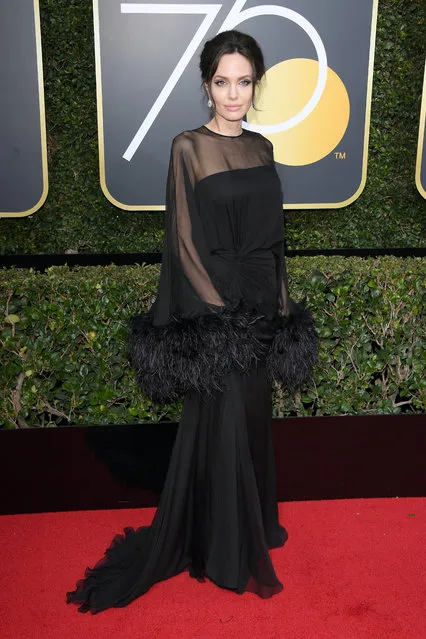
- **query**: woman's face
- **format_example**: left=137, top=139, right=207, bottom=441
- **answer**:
left=206, top=52, right=254, bottom=123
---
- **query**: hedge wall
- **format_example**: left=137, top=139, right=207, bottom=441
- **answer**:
left=0, top=0, right=425, bottom=254
left=1, top=257, right=424, bottom=428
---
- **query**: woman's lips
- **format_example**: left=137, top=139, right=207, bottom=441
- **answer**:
left=225, top=105, right=242, bottom=110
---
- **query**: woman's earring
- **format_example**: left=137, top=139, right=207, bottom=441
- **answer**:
left=207, top=98, right=213, bottom=108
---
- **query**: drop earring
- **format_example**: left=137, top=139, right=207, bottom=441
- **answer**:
left=207, top=98, right=213, bottom=108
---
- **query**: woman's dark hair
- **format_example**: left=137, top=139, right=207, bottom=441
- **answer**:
left=199, top=30, right=265, bottom=108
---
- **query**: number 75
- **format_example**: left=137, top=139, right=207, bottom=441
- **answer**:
left=117, top=1, right=327, bottom=160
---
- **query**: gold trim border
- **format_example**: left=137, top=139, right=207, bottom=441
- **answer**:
left=415, top=58, right=426, bottom=200
left=1, top=0, right=49, bottom=218
left=94, top=0, right=163, bottom=211
left=285, top=0, right=379, bottom=209
left=95, top=0, right=378, bottom=211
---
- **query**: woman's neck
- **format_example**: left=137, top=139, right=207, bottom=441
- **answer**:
left=206, top=116, right=243, bottom=137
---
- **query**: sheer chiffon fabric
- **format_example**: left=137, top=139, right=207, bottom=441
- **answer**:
left=66, top=125, right=317, bottom=613
left=66, top=349, right=287, bottom=614
left=154, top=124, right=292, bottom=322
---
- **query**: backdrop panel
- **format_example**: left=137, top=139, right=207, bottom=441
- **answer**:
left=0, top=0, right=48, bottom=218
left=94, top=0, right=378, bottom=209
left=416, top=58, right=426, bottom=200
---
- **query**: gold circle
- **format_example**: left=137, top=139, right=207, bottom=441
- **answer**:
left=247, top=58, right=350, bottom=166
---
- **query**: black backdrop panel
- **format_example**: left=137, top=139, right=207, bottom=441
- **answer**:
left=95, top=0, right=378, bottom=209
left=416, top=60, right=426, bottom=199
left=1, top=414, right=425, bottom=515
left=0, top=0, right=48, bottom=217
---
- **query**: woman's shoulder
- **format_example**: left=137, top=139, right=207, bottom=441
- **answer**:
left=170, top=129, right=200, bottom=158
left=172, top=129, right=195, bottom=141
left=249, top=129, right=273, bottom=150
left=246, top=130, right=274, bottom=162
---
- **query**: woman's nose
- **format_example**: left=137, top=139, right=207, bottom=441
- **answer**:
left=228, top=84, right=238, bottom=99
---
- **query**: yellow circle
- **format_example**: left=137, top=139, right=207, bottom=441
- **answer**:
left=247, top=58, right=350, bottom=166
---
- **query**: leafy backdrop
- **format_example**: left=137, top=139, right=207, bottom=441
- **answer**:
left=1, top=257, right=424, bottom=428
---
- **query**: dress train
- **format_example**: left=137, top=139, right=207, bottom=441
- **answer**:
left=66, top=362, right=287, bottom=614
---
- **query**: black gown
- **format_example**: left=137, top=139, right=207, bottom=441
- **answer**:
left=66, top=125, right=318, bottom=613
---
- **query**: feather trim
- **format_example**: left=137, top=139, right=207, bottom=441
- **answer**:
left=128, top=305, right=266, bottom=402
left=266, top=302, right=319, bottom=391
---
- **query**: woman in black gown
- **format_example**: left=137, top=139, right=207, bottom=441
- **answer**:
left=66, top=29, right=318, bottom=614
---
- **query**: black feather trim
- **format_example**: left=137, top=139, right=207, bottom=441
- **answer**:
left=128, top=305, right=267, bottom=402
left=266, top=302, right=319, bottom=391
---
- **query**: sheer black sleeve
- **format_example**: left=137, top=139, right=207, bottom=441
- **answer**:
left=152, top=134, right=225, bottom=321
left=273, top=236, right=295, bottom=318
left=129, top=134, right=264, bottom=402
left=267, top=139, right=320, bottom=391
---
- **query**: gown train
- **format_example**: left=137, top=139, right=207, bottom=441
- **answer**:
left=66, top=360, right=288, bottom=613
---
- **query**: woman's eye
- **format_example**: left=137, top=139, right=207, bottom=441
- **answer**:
left=213, top=79, right=252, bottom=86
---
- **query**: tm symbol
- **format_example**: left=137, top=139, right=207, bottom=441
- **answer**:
left=334, top=151, right=346, bottom=160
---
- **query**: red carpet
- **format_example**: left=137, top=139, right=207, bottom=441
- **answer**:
left=1, top=498, right=425, bottom=638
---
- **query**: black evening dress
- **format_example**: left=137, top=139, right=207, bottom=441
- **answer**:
left=66, top=125, right=318, bottom=614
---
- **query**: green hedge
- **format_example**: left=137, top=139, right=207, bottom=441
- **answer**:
left=1, top=257, right=424, bottom=428
left=0, top=0, right=425, bottom=254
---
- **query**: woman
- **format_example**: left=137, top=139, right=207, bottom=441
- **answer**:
left=66, top=29, right=318, bottom=614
